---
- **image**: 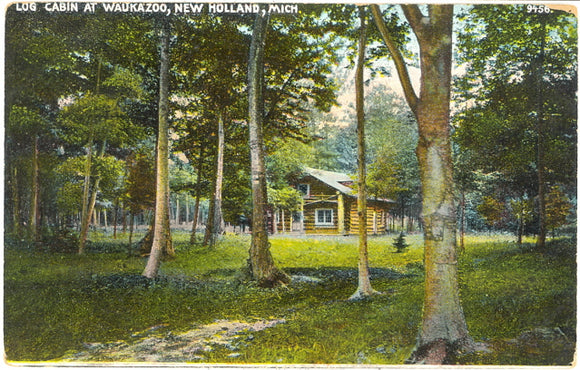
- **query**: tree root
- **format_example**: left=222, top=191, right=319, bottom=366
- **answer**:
left=348, top=288, right=382, bottom=301
left=407, top=337, right=484, bottom=365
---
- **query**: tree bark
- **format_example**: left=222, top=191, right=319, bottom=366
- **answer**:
left=247, top=11, right=290, bottom=288
left=143, top=20, right=172, bottom=278
left=78, top=137, right=93, bottom=254
left=203, top=112, right=225, bottom=247
left=113, top=197, right=119, bottom=239
left=350, top=6, right=377, bottom=300
left=372, top=5, right=473, bottom=363
left=11, top=165, right=20, bottom=236
left=535, top=16, right=547, bottom=250
left=190, top=146, right=204, bottom=244
left=459, top=190, right=466, bottom=251
left=29, top=135, right=40, bottom=242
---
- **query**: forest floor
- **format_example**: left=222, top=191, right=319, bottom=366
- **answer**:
left=4, top=232, right=576, bottom=366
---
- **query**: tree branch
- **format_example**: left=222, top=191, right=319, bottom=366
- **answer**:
left=401, top=4, right=426, bottom=36
left=370, top=4, right=418, bottom=115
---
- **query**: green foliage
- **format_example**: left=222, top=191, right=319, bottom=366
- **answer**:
left=477, top=196, right=505, bottom=227
left=268, top=187, right=302, bottom=212
left=38, top=229, right=81, bottom=253
left=58, top=93, right=134, bottom=148
left=56, top=182, right=83, bottom=217
left=510, top=196, right=534, bottom=224
left=454, top=4, right=577, bottom=233
left=545, top=185, right=573, bottom=233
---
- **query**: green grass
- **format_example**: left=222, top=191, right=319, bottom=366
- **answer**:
left=4, top=231, right=576, bottom=365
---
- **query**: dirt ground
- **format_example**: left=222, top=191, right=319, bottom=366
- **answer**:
left=62, top=318, right=286, bottom=363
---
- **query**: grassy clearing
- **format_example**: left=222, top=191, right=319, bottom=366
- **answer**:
left=3, top=231, right=576, bottom=365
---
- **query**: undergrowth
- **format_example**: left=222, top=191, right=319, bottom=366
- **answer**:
left=3, top=231, right=576, bottom=365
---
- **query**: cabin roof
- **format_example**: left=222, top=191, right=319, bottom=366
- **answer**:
left=302, top=167, right=395, bottom=204
left=303, top=167, right=354, bottom=195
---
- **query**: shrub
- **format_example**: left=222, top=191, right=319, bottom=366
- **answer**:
left=39, top=228, right=80, bottom=253
left=392, top=232, right=409, bottom=253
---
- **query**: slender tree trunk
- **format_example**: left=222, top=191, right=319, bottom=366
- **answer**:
left=29, top=135, right=40, bottom=242
left=175, top=196, right=180, bottom=225
left=11, top=165, right=20, bottom=236
left=190, top=147, right=204, bottom=244
left=80, top=141, right=106, bottom=253
left=203, top=112, right=225, bottom=247
left=143, top=20, right=172, bottom=278
left=113, top=198, right=119, bottom=239
left=459, top=189, right=466, bottom=251
left=129, top=213, right=135, bottom=247
left=79, top=60, right=103, bottom=254
left=204, top=186, right=216, bottom=244
left=247, top=11, right=290, bottom=287
left=122, top=206, right=127, bottom=233
left=163, top=190, right=175, bottom=256
left=535, top=16, right=547, bottom=250
left=185, top=194, right=190, bottom=224
left=517, top=217, right=524, bottom=244
left=350, top=6, right=377, bottom=300
left=78, top=139, right=93, bottom=254
left=372, top=5, right=473, bottom=363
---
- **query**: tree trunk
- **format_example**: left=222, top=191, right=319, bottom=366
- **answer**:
left=517, top=217, right=524, bottom=244
left=113, top=198, right=119, bottom=239
left=535, top=16, right=547, bottom=250
left=204, top=112, right=225, bottom=247
left=78, top=138, right=93, bottom=254
left=372, top=5, right=473, bottom=363
left=350, top=6, right=377, bottom=300
left=185, top=194, right=190, bottom=224
left=122, top=206, right=127, bottom=233
left=11, top=165, right=20, bottom=236
left=175, top=196, right=180, bottom=225
left=459, top=189, right=466, bottom=251
left=143, top=20, right=172, bottom=278
left=128, top=213, right=135, bottom=248
left=410, top=6, right=473, bottom=361
left=29, top=135, right=40, bottom=242
left=247, top=11, right=290, bottom=288
left=79, top=141, right=106, bottom=254
left=190, top=147, right=204, bottom=244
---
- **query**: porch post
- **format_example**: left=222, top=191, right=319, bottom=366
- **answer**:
left=337, top=192, right=346, bottom=235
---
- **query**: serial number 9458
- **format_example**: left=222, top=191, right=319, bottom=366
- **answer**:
left=527, top=5, right=551, bottom=13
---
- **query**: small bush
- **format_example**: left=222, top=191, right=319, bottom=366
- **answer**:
left=39, top=228, right=80, bottom=253
left=392, top=233, right=409, bottom=253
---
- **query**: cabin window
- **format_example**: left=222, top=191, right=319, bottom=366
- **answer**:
left=315, top=209, right=333, bottom=226
left=297, top=184, right=310, bottom=197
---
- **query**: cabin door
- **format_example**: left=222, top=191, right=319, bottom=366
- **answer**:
left=291, top=211, right=303, bottom=232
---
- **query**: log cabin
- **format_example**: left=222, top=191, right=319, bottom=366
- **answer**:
left=274, top=167, right=394, bottom=235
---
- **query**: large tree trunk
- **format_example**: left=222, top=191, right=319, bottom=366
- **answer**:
left=350, top=6, right=377, bottom=300
left=410, top=6, right=473, bottom=361
left=247, top=11, right=290, bottom=288
left=372, top=5, right=473, bottom=364
left=203, top=112, right=225, bottom=247
left=143, top=20, right=172, bottom=278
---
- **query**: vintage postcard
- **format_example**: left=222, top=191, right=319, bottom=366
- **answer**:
left=3, top=0, right=578, bottom=367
